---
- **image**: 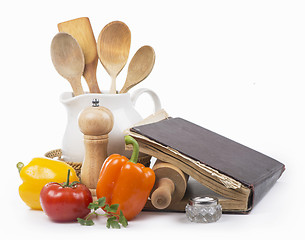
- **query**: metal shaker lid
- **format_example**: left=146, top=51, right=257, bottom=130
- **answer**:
left=188, top=196, right=219, bottom=207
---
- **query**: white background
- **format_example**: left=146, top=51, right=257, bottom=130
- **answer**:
left=1, top=0, right=304, bottom=239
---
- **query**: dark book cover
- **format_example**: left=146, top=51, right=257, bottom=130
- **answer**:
left=131, top=117, right=285, bottom=211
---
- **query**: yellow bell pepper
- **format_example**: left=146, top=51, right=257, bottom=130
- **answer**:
left=17, top=157, right=79, bottom=210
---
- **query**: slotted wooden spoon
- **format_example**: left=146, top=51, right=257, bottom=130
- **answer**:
left=58, top=17, right=101, bottom=93
left=120, top=45, right=155, bottom=93
left=97, top=21, right=131, bottom=94
left=51, top=32, right=85, bottom=96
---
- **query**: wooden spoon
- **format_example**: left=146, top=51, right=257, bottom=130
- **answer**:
left=58, top=17, right=101, bottom=93
left=51, top=32, right=85, bottom=96
left=120, top=45, right=155, bottom=93
left=97, top=21, right=131, bottom=94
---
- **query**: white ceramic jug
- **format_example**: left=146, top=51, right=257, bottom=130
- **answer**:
left=60, top=88, right=161, bottom=162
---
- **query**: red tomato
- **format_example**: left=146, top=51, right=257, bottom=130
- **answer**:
left=40, top=180, right=92, bottom=222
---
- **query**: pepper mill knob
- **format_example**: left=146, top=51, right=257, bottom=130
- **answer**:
left=78, top=99, right=114, bottom=136
left=78, top=99, right=114, bottom=194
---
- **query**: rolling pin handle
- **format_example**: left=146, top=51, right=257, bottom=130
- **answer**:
left=151, top=178, right=175, bottom=210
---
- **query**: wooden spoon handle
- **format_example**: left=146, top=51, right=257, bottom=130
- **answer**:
left=69, top=77, right=84, bottom=96
left=83, top=63, right=101, bottom=93
left=109, top=75, right=117, bottom=94
left=119, top=84, right=131, bottom=94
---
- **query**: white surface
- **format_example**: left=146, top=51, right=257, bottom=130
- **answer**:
left=1, top=0, right=304, bottom=239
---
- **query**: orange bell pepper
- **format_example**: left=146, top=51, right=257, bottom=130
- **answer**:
left=96, top=136, right=155, bottom=220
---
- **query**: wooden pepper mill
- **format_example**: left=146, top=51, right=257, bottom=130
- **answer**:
left=151, top=160, right=189, bottom=209
left=78, top=99, right=114, bottom=196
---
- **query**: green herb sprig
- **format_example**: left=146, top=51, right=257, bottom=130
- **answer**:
left=77, top=197, right=128, bottom=229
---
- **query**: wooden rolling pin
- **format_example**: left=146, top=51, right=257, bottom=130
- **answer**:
left=151, top=160, right=189, bottom=209
left=78, top=99, right=114, bottom=196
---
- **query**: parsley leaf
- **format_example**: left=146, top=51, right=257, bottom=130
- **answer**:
left=105, top=203, right=119, bottom=213
left=107, top=216, right=120, bottom=229
left=119, top=210, right=128, bottom=227
left=77, top=218, right=94, bottom=226
left=77, top=197, right=128, bottom=229
left=97, top=197, right=106, bottom=207
left=88, top=202, right=100, bottom=211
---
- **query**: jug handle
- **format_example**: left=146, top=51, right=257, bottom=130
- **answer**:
left=131, top=88, right=162, bottom=114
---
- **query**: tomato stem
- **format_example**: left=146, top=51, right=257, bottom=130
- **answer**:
left=67, top=169, right=70, bottom=186
left=64, top=169, right=71, bottom=187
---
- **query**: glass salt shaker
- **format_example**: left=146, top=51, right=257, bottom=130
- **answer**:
left=185, top=196, right=222, bottom=223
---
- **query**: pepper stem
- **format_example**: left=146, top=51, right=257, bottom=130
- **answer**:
left=16, top=162, right=24, bottom=173
left=125, top=136, right=139, bottom=164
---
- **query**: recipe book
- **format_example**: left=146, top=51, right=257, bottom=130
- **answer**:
left=127, top=117, right=285, bottom=213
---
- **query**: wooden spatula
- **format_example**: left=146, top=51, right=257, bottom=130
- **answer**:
left=120, top=46, right=155, bottom=94
left=58, top=17, right=101, bottom=93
